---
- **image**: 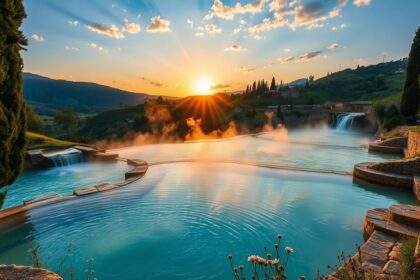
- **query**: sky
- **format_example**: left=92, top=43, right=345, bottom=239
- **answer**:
left=22, top=0, right=420, bottom=97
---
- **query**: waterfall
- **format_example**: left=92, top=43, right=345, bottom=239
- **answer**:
left=44, top=148, right=84, bottom=167
left=336, top=113, right=365, bottom=131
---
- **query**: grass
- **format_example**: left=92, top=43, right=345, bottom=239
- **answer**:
left=26, top=132, right=80, bottom=150
left=399, top=237, right=420, bottom=280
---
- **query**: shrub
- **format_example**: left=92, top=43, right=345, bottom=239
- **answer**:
left=399, top=237, right=420, bottom=280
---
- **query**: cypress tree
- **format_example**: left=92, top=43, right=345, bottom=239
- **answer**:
left=0, top=0, right=27, bottom=188
left=252, top=81, right=257, bottom=95
left=270, top=76, right=276, bottom=91
left=401, top=26, right=420, bottom=123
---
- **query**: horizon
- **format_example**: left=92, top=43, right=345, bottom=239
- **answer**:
left=22, top=0, right=420, bottom=97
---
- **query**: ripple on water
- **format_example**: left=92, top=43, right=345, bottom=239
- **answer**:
left=0, top=162, right=414, bottom=280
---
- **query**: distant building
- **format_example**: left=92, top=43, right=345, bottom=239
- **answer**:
left=333, top=101, right=372, bottom=112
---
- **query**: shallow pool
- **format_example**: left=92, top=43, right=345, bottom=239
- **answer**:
left=114, top=129, right=398, bottom=171
left=1, top=161, right=130, bottom=209
left=0, top=163, right=414, bottom=280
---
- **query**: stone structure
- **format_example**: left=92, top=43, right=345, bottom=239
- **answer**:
left=353, top=162, right=413, bottom=188
left=330, top=205, right=420, bottom=279
left=368, top=137, right=407, bottom=155
left=369, top=157, right=420, bottom=176
left=405, top=130, right=420, bottom=158
left=0, top=265, right=62, bottom=280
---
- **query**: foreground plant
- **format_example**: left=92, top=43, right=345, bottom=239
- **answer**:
left=399, top=237, right=420, bottom=280
left=228, top=234, right=300, bottom=280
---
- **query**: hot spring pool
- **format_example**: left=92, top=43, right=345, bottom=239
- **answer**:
left=1, top=161, right=130, bottom=209
left=0, top=162, right=414, bottom=280
left=113, top=128, right=398, bottom=171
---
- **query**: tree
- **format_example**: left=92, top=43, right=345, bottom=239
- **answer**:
left=0, top=0, right=28, bottom=188
left=252, top=81, right=257, bottom=95
left=26, top=106, right=43, bottom=132
left=270, top=76, right=276, bottom=91
left=401, top=26, right=420, bottom=123
left=54, top=108, right=77, bottom=137
left=305, top=79, right=309, bottom=88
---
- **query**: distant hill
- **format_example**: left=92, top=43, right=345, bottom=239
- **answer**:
left=288, top=78, right=307, bottom=87
left=303, top=59, right=408, bottom=104
left=23, top=73, right=172, bottom=115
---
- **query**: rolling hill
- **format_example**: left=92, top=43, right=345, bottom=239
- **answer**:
left=303, top=58, right=408, bottom=104
left=23, top=73, right=169, bottom=115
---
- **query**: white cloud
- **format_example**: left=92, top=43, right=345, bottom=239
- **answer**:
left=65, top=46, right=79, bottom=51
left=327, top=43, right=340, bottom=51
left=89, top=43, right=105, bottom=52
left=68, top=20, right=79, bottom=27
left=196, top=24, right=222, bottom=36
left=233, top=27, right=242, bottom=34
left=283, top=48, right=291, bottom=53
left=278, top=56, right=295, bottom=64
left=353, top=0, right=371, bottom=7
left=87, top=24, right=125, bottom=39
left=147, top=16, right=171, bottom=33
left=187, top=19, right=194, bottom=28
left=332, top=23, right=347, bottom=31
left=204, top=0, right=265, bottom=20
left=297, top=50, right=323, bottom=62
left=224, top=44, right=248, bottom=52
left=123, top=19, right=141, bottom=34
left=90, top=43, right=97, bottom=48
left=236, top=66, right=255, bottom=73
left=31, top=34, right=44, bottom=42
left=354, top=58, right=367, bottom=65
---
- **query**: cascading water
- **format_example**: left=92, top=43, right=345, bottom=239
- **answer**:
left=44, top=148, right=84, bottom=167
left=336, top=113, right=365, bottom=131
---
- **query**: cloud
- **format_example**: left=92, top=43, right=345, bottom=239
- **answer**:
left=297, top=50, right=323, bottom=62
left=87, top=23, right=125, bottom=39
left=332, top=23, right=347, bottom=31
left=65, top=46, right=79, bottom=51
left=204, top=0, right=265, bottom=20
left=140, top=76, right=165, bottom=87
left=327, top=43, right=340, bottom=50
left=283, top=48, right=291, bottom=52
left=278, top=56, right=295, bottom=64
left=211, top=84, right=231, bottom=90
left=233, top=27, right=242, bottom=34
left=122, top=19, right=141, bottom=34
left=68, top=20, right=79, bottom=26
left=31, top=34, right=44, bottom=42
left=147, top=16, right=171, bottom=33
left=224, top=44, right=248, bottom=52
left=236, top=66, right=255, bottom=73
left=196, top=24, right=222, bottom=36
left=187, top=19, right=194, bottom=28
left=353, top=0, right=371, bottom=7
left=248, top=0, right=347, bottom=33
left=89, top=43, right=104, bottom=52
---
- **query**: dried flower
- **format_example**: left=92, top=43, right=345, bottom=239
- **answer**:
left=248, top=255, right=258, bottom=263
left=277, top=234, right=283, bottom=240
left=285, top=246, right=294, bottom=253
left=227, top=254, right=233, bottom=260
left=416, top=258, right=420, bottom=265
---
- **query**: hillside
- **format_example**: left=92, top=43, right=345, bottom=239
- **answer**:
left=24, top=73, right=159, bottom=115
left=303, top=59, right=408, bottom=104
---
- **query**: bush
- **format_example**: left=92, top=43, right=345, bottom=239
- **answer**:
left=26, top=106, right=44, bottom=132
left=399, top=237, right=420, bottom=280
left=382, top=105, right=404, bottom=131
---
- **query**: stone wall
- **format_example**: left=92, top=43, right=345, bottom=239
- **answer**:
left=381, top=136, right=407, bottom=148
left=414, top=177, right=420, bottom=202
left=369, top=157, right=420, bottom=176
left=405, top=131, right=420, bottom=158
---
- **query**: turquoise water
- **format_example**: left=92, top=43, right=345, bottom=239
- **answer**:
left=1, top=162, right=130, bottom=209
left=114, top=128, right=398, bottom=171
left=0, top=163, right=414, bottom=280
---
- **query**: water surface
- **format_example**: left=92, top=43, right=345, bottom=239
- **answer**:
left=0, top=163, right=413, bottom=280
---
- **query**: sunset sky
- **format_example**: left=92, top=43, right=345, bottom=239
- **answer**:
left=22, top=0, right=420, bottom=97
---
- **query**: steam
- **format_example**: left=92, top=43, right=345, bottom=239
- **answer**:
left=185, top=118, right=238, bottom=141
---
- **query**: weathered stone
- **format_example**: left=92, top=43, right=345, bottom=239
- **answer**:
left=353, top=162, right=413, bottom=189
left=125, top=165, right=148, bottom=180
left=73, top=186, right=98, bottom=196
left=24, top=193, right=60, bottom=205
left=360, top=241, right=390, bottom=259
left=127, top=159, right=148, bottom=167
left=0, top=264, right=62, bottom=280
left=385, top=220, right=420, bottom=238
left=95, top=183, right=117, bottom=192
left=389, top=204, right=420, bottom=225
left=382, top=260, right=400, bottom=276
left=369, top=230, right=397, bottom=249
left=92, top=152, right=119, bottom=162
left=388, top=250, right=399, bottom=261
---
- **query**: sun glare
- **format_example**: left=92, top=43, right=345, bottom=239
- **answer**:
left=194, top=78, right=213, bottom=95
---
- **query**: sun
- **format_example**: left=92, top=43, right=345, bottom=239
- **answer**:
left=194, top=78, right=213, bottom=95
